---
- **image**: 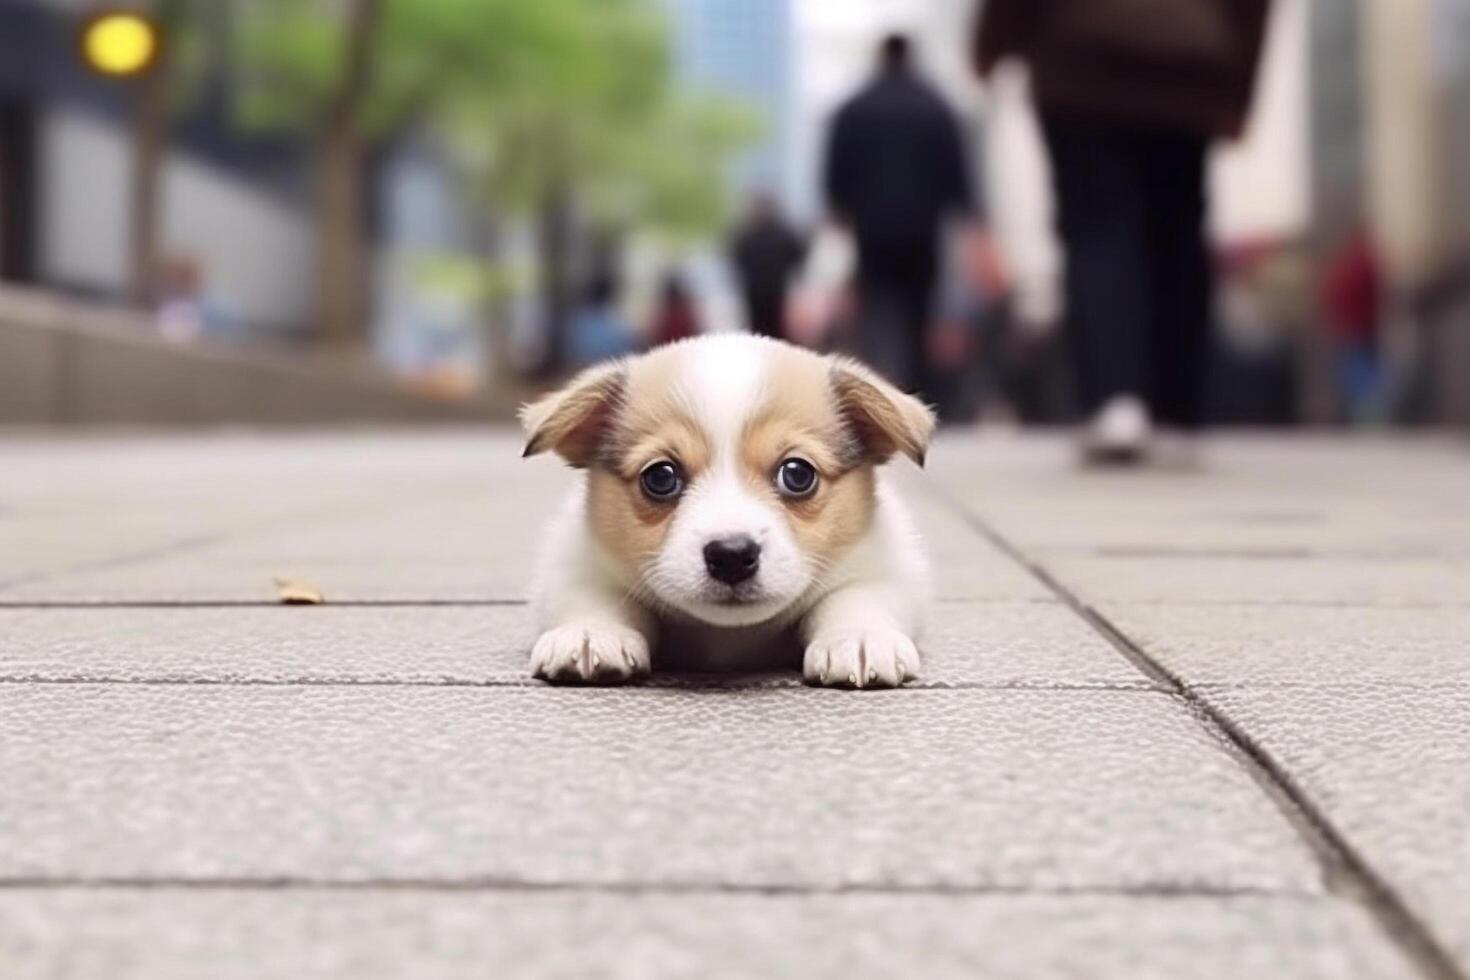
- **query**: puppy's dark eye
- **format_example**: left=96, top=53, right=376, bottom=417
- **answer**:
left=775, top=458, right=818, bottom=498
left=639, top=461, right=683, bottom=500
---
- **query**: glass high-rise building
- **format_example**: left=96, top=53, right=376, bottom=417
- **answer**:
left=665, top=0, right=795, bottom=212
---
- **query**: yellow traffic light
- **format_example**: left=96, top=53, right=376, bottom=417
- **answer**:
left=80, top=11, right=160, bottom=78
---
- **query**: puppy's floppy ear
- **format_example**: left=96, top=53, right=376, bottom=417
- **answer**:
left=519, top=360, right=627, bottom=467
left=829, top=358, right=936, bottom=466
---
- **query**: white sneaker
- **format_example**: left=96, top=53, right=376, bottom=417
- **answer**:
left=1081, top=395, right=1151, bottom=465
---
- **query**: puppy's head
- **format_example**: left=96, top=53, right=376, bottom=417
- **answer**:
left=521, top=336, right=933, bottom=627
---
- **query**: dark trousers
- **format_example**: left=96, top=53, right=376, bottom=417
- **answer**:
left=743, top=290, right=785, bottom=339
left=1042, top=114, right=1213, bottom=429
left=853, top=259, right=936, bottom=400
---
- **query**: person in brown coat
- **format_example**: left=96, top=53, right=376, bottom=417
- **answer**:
left=974, top=0, right=1270, bottom=462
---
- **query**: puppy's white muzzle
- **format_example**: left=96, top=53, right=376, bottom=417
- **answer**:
left=648, top=468, right=811, bottom=627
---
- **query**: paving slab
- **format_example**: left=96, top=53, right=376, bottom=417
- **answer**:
left=967, top=510, right=1470, bottom=560
left=1035, top=554, right=1470, bottom=607
left=0, top=541, right=1048, bottom=605
left=927, top=432, right=1470, bottom=504
left=928, top=559, right=1054, bottom=600
left=0, top=686, right=1316, bottom=891
left=1201, top=684, right=1470, bottom=971
left=0, top=523, right=218, bottom=586
left=7, top=430, right=1467, bottom=977
left=928, top=433, right=1470, bottom=561
left=0, top=432, right=563, bottom=587
left=0, top=431, right=534, bottom=496
left=0, top=503, right=392, bottom=587
left=0, top=483, right=562, bottom=602
left=1099, top=602, right=1470, bottom=686
left=0, top=891, right=1414, bottom=980
left=0, top=492, right=543, bottom=592
left=0, top=555, right=532, bottom=604
left=0, top=601, right=1144, bottom=689
left=192, top=507, right=551, bottom=566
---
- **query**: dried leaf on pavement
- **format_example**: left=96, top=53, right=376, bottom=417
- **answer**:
left=273, top=576, right=325, bottom=605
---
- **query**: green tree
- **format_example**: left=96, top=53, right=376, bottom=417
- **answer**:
left=124, top=0, right=195, bottom=307
left=233, top=0, right=548, bottom=345
left=434, top=0, right=757, bottom=366
left=233, top=0, right=754, bottom=353
left=235, top=0, right=386, bottom=346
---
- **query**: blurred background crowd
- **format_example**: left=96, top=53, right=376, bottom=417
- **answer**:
left=1, top=0, right=1469, bottom=437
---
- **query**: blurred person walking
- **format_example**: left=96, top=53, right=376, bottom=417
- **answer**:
left=823, top=34, right=1004, bottom=402
left=975, top=0, right=1270, bottom=463
left=729, top=192, right=806, bottom=339
left=154, top=257, right=206, bottom=344
left=1320, top=223, right=1384, bottom=423
left=566, top=270, right=637, bottom=369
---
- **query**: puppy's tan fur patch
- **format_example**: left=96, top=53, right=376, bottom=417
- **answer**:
left=584, top=345, right=710, bottom=574
left=829, top=359, right=935, bottom=466
left=586, top=469, right=674, bottom=574
left=738, top=345, right=876, bottom=568
left=519, top=360, right=626, bottom=467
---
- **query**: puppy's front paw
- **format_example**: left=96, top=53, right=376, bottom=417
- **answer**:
left=803, top=628, right=918, bottom=689
left=530, top=623, right=651, bottom=685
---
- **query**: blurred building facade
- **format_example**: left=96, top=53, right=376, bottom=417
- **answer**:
left=0, top=0, right=316, bottom=337
left=1356, top=0, right=1470, bottom=425
left=0, top=0, right=494, bottom=376
left=372, top=137, right=489, bottom=387
left=666, top=0, right=796, bottom=210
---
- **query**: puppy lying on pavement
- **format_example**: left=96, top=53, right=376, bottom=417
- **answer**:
left=521, top=335, right=934, bottom=689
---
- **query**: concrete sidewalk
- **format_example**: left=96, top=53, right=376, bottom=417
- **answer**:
left=1, top=430, right=1467, bottom=979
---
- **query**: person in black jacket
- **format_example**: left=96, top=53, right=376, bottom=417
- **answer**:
left=729, top=192, right=806, bottom=340
left=823, top=33, right=1003, bottom=401
left=975, top=0, right=1271, bottom=462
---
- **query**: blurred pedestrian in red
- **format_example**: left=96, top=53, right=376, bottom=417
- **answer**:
left=975, top=0, right=1271, bottom=462
left=1320, top=224, right=1383, bottom=422
left=729, top=191, right=806, bottom=340
left=154, top=257, right=203, bottom=342
left=648, top=272, right=700, bottom=348
left=823, top=33, right=1005, bottom=403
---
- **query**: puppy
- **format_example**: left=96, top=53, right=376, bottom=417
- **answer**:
left=520, top=335, right=934, bottom=689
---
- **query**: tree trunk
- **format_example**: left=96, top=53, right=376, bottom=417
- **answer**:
left=316, top=119, right=368, bottom=347
left=129, top=1, right=179, bottom=307
left=536, top=175, right=574, bottom=375
left=315, top=0, right=378, bottom=348
left=478, top=215, right=514, bottom=386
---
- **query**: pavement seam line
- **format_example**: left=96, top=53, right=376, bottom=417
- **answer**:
left=17, top=596, right=1469, bottom=609
left=0, top=876, right=1322, bottom=900
left=0, top=676, right=1161, bottom=692
left=0, top=600, right=530, bottom=609
left=0, top=597, right=1057, bottom=608
left=929, top=485, right=1467, bottom=980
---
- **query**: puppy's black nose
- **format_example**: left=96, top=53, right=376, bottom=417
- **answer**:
left=704, top=535, right=760, bottom=586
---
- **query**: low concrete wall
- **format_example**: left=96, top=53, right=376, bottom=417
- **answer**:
left=0, top=288, right=512, bottom=426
